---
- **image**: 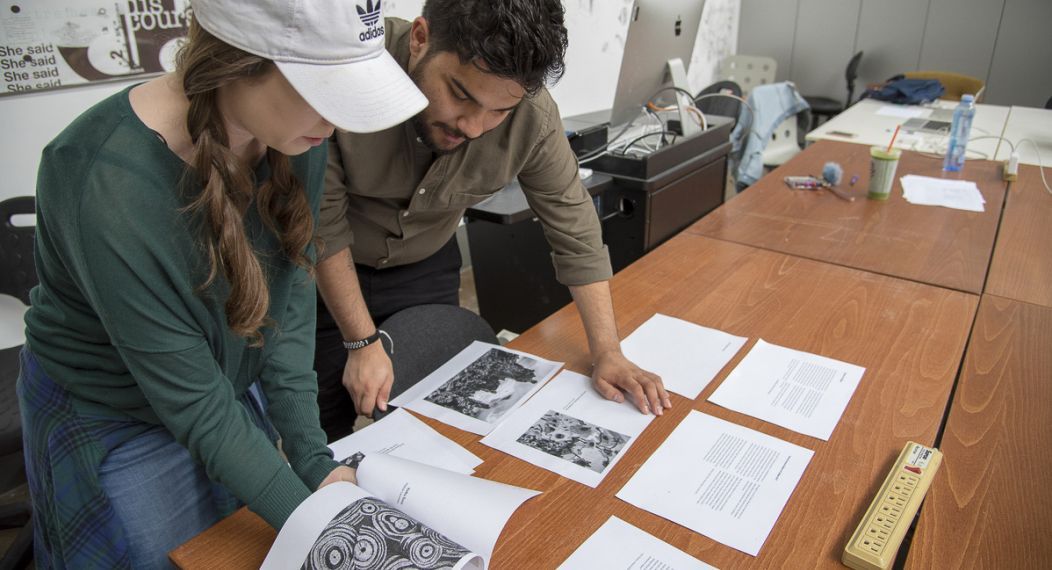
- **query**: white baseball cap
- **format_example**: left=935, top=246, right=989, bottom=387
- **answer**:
left=191, top=0, right=427, bottom=133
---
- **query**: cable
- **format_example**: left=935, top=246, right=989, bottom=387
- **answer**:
left=971, top=135, right=1015, bottom=154
left=576, top=87, right=747, bottom=166
left=692, top=91, right=756, bottom=140
left=575, top=114, right=645, bottom=165
left=1018, top=138, right=1052, bottom=196
left=647, top=86, right=709, bottom=134
left=901, top=132, right=1050, bottom=196
left=618, top=131, right=679, bottom=156
left=647, top=101, right=708, bottom=131
left=650, top=85, right=704, bottom=106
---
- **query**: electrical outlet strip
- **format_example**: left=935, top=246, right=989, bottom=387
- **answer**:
left=843, top=441, right=943, bottom=570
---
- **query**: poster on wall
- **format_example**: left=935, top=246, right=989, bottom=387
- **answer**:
left=0, top=0, right=190, bottom=96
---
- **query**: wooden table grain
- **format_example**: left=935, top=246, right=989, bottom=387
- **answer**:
left=984, top=165, right=1052, bottom=307
left=172, top=234, right=978, bottom=569
left=906, top=295, right=1052, bottom=569
left=688, top=140, right=1008, bottom=294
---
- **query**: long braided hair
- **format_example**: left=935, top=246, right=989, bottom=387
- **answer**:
left=176, top=19, right=315, bottom=346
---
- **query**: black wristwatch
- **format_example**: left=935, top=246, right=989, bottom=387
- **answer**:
left=342, top=330, right=381, bottom=351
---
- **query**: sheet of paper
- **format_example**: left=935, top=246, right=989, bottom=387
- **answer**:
left=329, top=408, right=482, bottom=474
left=558, top=516, right=717, bottom=570
left=480, top=371, right=655, bottom=487
left=390, top=341, right=563, bottom=435
left=876, top=105, right=928, bottom=119
left=617, top=411, right=813, bottom=556
left=620, top=313, right=748, bottom=399
left=262, top=482, right=483, bottom=570
left=900, top=175, right=986, bottom=212
left=357, top=453, right=541, bottom=566
left=708, top=339, right=865, bottom=440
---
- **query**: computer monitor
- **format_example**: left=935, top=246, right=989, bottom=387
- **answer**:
left=609, top=0, right=706, bottom=137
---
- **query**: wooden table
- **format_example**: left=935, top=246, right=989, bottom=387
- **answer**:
left=688, top=140, right=1008, bottom=294
left=984, top=165, right=1052, bottom=308
left=171, top=234, right=978, bottom=569
left=905, top=295, right=1052, bottom=569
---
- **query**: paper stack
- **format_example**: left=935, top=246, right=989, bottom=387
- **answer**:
left=900, top=174, right=985, bottom=212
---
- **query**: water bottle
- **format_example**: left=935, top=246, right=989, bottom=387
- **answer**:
left=943, top=94, right=975, bottom=172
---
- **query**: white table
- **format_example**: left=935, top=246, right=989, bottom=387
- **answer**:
left=806, top=99, right=1010, bottom=162
left=993, top=106, right=1052, bottom=167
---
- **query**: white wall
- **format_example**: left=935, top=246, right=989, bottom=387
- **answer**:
left=738, top=0, right=1052, bottom=109
left=0, top=0, right=738, bottom=202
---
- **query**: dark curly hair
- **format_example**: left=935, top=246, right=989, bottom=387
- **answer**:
left=421, top=0, right=568, bottom=95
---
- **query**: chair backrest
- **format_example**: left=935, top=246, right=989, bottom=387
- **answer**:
left=718, top=55, right=777, bottom=97
left=378, top=304, right=498, bottom=404
left=694, top=80, right=743, bottom=123
left=762, top=116, right=802, bottom=167
left=903, top=70, right=985, bottom=102
left=844, top=50, right=864, bottom=107
left=0, top=197, right=37, bottom=305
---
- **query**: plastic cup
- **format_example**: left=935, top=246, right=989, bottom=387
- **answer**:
left=868, top=147, right=902, bottom=201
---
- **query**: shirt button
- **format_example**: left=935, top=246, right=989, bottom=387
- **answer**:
left=418, top=188, right=427, bottom=195
left=379, top=259, right=389, bottom=265
left=401, top=210, right=409, bottom=218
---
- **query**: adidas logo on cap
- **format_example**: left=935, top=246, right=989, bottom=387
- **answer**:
left=357, top=0, right=382, bottom=27
left=356, top=0, right=385, bottom=41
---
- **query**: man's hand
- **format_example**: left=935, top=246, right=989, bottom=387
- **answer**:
left=318, top=465, right=357, bottom=489
left=591, top=350, right=671, bottom=416
left=342, top=342, right=394, bottom=417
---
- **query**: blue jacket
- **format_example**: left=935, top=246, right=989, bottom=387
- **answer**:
left=731, top=82, right=810, bottom=187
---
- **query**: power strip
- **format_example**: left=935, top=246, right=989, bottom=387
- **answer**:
left=843, top=441, right=943, bottom=570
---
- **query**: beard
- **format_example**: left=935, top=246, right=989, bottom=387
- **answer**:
left=411, top=114, right=471, bottom=155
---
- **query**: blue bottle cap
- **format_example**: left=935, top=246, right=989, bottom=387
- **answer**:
left=961, top=94, right=975, bottom=103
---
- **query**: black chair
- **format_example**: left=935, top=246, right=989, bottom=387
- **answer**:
left=1045, top=95, right=1052, bottom=110
left=0, top=196, right=36, bottom=570
left=803, top=50, right=864, bottom=131
left=374, top=304, right=498, bottom=420
left=694, top=80, right=743, bottom=126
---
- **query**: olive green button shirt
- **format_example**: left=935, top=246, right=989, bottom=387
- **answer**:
left=319, top=18, right=612, bottom=286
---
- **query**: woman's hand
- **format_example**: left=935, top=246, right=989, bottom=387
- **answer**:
left=318, top=465, right=357, bottom=490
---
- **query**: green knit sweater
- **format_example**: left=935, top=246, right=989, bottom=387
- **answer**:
left=25, top=87, right=338, bottom=528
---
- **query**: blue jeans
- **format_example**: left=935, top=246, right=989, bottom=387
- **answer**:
left=96, top=425, right=221, bottom=569
left=94, top=383, right=271, bottom=569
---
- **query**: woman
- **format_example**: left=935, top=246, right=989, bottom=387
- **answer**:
left=17, top=0, right=427, bottom=567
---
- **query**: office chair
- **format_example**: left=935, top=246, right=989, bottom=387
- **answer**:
left=374, top=304, right=498, bottom=420
left=763, top=114, right=805, bottom=168
left=0, top=196, right=37, bottom=570
left=717, top=55, right=776, bottom=98
left=903, top=70, right=984, bottom=101
left=694, top=80, right=743, bottom=127
left=803, top=50, right=863, bottom=131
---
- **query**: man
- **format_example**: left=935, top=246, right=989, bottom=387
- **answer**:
left=315, top=0, right=669, bottom=440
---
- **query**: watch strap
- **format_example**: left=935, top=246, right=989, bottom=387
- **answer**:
left=342, top=330, right=382, bottom=351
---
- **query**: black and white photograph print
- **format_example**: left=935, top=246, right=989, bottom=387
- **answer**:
left=516, top=410, right=631, bottom=474
left=424, top=348, right=558, bottom=423
left=302, top=497, right=470, bottom=570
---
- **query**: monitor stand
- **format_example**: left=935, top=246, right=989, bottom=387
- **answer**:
left=666, top=57, right=701, bottom=138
